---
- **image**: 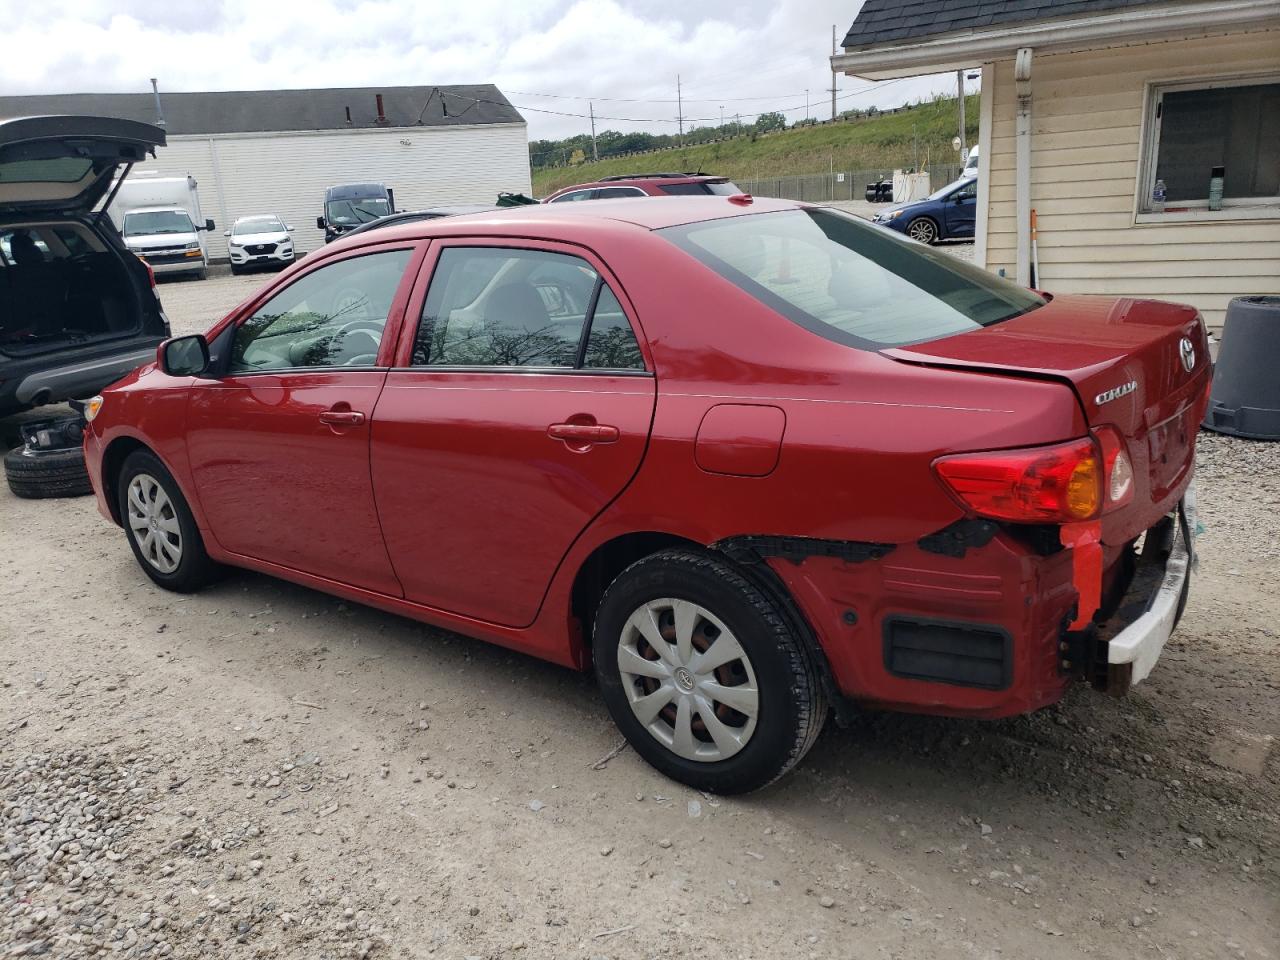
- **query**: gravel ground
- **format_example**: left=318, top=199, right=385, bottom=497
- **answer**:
left=2, top=243, right=1274, bottom=960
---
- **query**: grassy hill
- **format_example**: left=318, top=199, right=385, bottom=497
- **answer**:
left=531, top=94, right=979, bottom=195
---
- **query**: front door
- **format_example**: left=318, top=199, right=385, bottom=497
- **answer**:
left=185, top=246, right=417, bottom=594
left=370, top=241, right=656, bottom=627
left=945, top=180, right=978, bottom=238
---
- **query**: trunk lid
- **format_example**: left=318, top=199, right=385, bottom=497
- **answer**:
left=0, top=116, right=166, bottom=218
left=886, top=294, right=1210, bottom=541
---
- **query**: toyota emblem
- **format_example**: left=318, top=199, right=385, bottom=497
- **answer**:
left=1178, top=337, right=1196, bottom=373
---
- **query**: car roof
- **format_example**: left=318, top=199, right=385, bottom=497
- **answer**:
left=233, top=214, right=283, bottom=222
left=551, top=173, right=730, bottom=194
left=325, top=195, right=804, bottom=250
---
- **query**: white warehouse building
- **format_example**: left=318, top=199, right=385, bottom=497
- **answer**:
left=0, top=84, right=531, bottom=260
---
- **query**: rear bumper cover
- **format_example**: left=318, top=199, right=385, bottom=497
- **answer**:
left=1, top=343, right=159, bottom=413
left=1098, top=488, right=1195, bottom=694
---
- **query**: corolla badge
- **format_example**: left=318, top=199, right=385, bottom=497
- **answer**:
left=1095, top=380, right=1137, bottom=405
left=1179, top=337, right=1196, bottom=373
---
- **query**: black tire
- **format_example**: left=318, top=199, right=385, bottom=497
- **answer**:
left=905, top=216, right=939, bottom=244
left=116, top=449, right=222, bottom=592
left=230, top=264, right=243, bottom=275
left=593, top=549, right=827, bottom=794
left=4, top=445, right=92, bottom=499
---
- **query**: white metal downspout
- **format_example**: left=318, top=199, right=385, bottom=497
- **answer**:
left=1014, top=47, right=1033, bottom=286
left=974, top=62, right=994, bottom=270
left=208, top=137, right=231, bottom=262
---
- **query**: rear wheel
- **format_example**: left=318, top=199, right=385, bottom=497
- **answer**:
left=593, top=549, right=827, bottom=794
left=117, top=450, right=221, bottom=592
left=906, top=217, right=939, bottom=244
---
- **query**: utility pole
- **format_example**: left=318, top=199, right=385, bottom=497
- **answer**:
left=805, top=88, right=810, bottom=122
left=676, top=74, right=684, bottom=144
left=589, top=101, right=598, bottom=161
left=956, top=70, right=967, bottom=160
left=829, top=25, right=838, bottom=120
left=719, top=105, right=724, bottom=129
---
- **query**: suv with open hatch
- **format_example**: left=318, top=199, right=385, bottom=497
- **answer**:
left=84, top=196, right=1207, bottom=793
left=1, top=116, right=170, bottom=419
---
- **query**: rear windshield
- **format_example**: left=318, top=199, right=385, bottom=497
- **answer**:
left=123, top=210, right=195, bottom=236
left=659, top=180, right=741, bottom=196
left=660, top=208, right=1043, bottom=349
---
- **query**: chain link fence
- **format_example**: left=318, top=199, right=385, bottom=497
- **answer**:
left=738, top=163, right=965, bottom=203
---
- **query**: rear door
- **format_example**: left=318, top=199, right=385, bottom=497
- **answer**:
left=370, top=239, right=656, bottom=628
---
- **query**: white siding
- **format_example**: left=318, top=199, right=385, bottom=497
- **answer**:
left=980, top=31, right=1280, bottom=330
left=130, top=123, right=531, bottom=260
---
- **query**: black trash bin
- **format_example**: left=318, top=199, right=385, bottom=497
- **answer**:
left=1203, top=295, right=1280, bottom=439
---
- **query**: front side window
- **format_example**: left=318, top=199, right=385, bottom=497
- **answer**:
left=662, top=209, right=1043, bottom=350
left=548, top=190, right=594, bottom=203
left=123, top=210, right=195, bottom=236
left=229, top=250, right=411, bottom=373
left=1144, top=78, right=1279, bottom=210
left=413, top=247, right=645, bottom=371
left=951, top=181, right=977, bottom=202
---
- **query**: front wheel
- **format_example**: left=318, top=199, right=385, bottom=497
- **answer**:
left=593, top=549, right=827, bottom=794
left=906, top=217, right=939, bottom=244
left=117, top=450, right=222, bottom=592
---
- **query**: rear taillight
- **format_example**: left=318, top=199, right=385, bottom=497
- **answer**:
left=138, top=254, right=156, bottom=289
left=933, top=438, right=1102, bottom=523
left=1093, top=425, right=1134, bottom=510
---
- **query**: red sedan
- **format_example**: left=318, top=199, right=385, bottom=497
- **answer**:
left=83, top=197, right=1208, bottom=793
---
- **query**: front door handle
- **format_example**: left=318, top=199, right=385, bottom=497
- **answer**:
left=319, top=409, right=366, bottom=426
left=548, top=422, right=619, bottom=444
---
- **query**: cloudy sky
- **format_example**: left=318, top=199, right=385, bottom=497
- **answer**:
left=2, top=0, right=964, bottom=141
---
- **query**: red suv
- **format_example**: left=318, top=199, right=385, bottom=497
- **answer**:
left=544, top=172, right=742, bottom=203
left=83, top=197, right=1207, bottom=794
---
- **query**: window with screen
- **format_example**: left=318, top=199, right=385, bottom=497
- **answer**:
left=1144, top=78, right=1279, bottom=211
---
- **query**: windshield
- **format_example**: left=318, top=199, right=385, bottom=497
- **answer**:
left=233, top=216, right=284, bottom=236
left=661, top=208, right=1044, bottom=350
left=326, top=198, right=391, bottom=225
left=123, top=210, right=195, bottom=236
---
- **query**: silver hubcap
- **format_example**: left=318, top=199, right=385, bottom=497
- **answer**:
left=908, top=220, right=935, bottom=242
left=126, top=473, right=182, bottom=574
left=617, top=598, right=759, bottom=763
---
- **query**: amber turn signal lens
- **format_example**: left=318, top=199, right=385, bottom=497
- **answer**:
left=933, top=438, right=1104, bottom=523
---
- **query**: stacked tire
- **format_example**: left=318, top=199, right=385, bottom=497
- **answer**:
left=4, top=416, right=92, bottom=499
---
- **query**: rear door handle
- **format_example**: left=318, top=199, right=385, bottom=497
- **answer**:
left=548, top=422, right=619, bottom=444
left=319, top=410, right=366, bottom=426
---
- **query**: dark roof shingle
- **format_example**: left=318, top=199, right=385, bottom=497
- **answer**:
left=0, top=85, right=522, bottom=135
left=843, top=0, right=1167, bottom=49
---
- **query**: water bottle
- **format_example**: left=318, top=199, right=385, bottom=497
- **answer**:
left=1152, top=178, right=1167, bottom=213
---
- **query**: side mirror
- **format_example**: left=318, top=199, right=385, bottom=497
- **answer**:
left=286, top=224, right=294, bottom=232
left=203, top=219, right=216, bottom=231
left=160, top=335, right=210, bottom=377
left=223, top=230, right=232, bottom=237
left=316, top=217, right=326, bottom=230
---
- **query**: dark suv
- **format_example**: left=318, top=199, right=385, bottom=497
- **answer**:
left=1, top=116, right=170, bottom=418
left=543, top=172, right=742, bottom=203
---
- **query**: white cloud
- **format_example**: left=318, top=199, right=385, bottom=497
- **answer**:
left=1, top=0, right=964, bottom=140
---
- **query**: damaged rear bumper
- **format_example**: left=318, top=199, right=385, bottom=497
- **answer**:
left=1094, top=488, right=1195, bottom=695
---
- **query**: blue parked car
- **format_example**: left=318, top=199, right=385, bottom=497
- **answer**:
left=872, top=176, right=977, bottom=244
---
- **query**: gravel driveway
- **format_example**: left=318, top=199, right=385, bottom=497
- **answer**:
left=1, top=259, right=1275, bottom=960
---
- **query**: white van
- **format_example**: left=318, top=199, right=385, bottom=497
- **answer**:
left=964, top=145, right=980, bottom=178
left=109, top=174, right=215, bottom=280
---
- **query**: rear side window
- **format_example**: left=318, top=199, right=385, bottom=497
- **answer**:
left=548, top=190, right=594, bottom=203
left=413, top=247, right=645, bottom=371
left=659, top=181, right=740, bottom=196
left=661, top=209, right=1043, bottom=349
left=594, top=187, right=646, bottom=199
